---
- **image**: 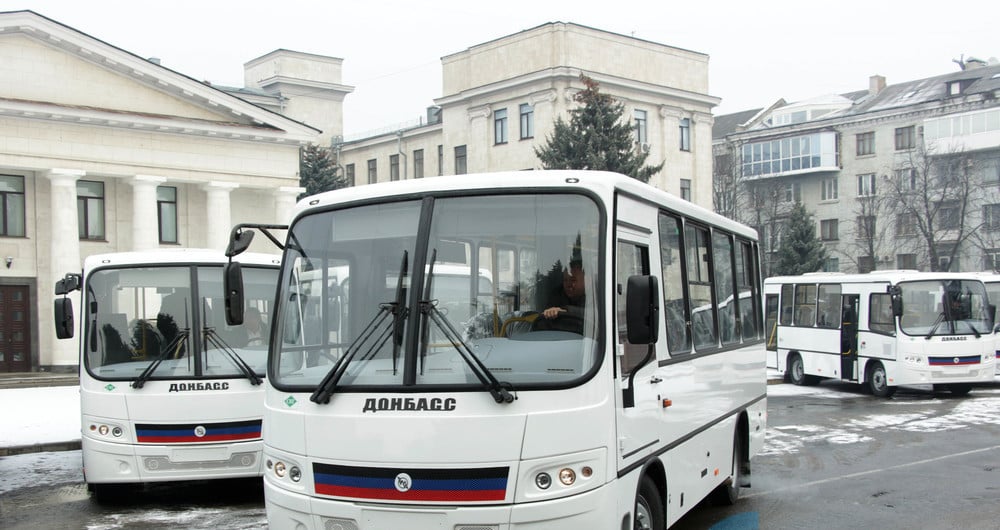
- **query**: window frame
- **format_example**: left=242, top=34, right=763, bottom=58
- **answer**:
left=413, top=149, right=424, bottom=179
left=454, top=145, right=467, bottom=175
left=519, top=103, right=534, bottom=140
left=634, top=109, right=648, bottom=145
left=494, top=108, right=508, bottom=145
left=0, top=174, right=26, bottom=238
left=894, top=125, right=916, bottom=151
left=77, top=180, right=106, bottom=241
left=156, top=185, right=178, bottom=244
left=679, top=117, right=691, bottom=151
left=856, top=131, right=875, bottom=157
left=367, top=159, right=377, bottom=184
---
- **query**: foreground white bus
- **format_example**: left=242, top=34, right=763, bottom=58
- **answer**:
left=224, top=171, right=767, bottom=529
left=764, top=271, right=997, bottom=397
left=54, top=249, right=280, bottom=500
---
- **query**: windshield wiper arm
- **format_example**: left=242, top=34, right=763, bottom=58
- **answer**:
left=311, top=251, right=409, bottom=405
left=132, top=329, right=190, bottom=388
left=420, top=253, right=515, bottom=404
left=202, top=328, right=262, bottom=385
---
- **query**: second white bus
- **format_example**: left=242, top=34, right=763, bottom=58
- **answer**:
left=54, top=249, right=280, bottom=501
left=764, top=271, right=997, bottom=397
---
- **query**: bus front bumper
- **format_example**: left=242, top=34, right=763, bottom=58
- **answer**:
left=264, top=475, right=619, bottom=530
left=82, top=436, right=263, bottom=484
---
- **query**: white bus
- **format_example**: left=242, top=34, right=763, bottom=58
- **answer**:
left=974, top=273, right=1000, bottom=376
left=53, top=248, right=281, bottom=501
left=764, top=271, right=997, bottom=397
left=224, top=171, right=768, bottom=530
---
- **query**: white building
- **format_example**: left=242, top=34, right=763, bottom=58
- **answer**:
left=337, top=22, right=719, bottom=210
left=0, top=11, right=350, bottom=371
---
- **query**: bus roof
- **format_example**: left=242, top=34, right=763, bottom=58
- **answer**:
left=293, top=170, right=758, bottom=241
left=82, top=248, right=280, bottom=270
left=765, top=270, right=990, bottom=286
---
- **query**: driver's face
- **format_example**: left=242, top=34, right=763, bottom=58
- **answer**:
left=563, top=267, right=585, bottom=300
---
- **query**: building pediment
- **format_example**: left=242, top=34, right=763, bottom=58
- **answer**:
left=0, top=10, right=319, bottom=144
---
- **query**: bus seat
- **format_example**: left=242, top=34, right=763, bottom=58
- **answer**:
left=97, top=313, right=131, bottom=364
left=501, top=312, right=539, bottom=337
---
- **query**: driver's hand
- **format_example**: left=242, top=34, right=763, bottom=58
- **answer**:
left=543, top=307, right=565, bottom=319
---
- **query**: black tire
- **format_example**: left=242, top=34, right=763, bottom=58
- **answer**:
left=788, top=354, right=813, bottom=386
left=89, top=483, right=136, bottom=504
left=634, top=476, right=665, bottom=530
left=947, top=384, right=972, bottom=396
left=711, top=430, right=742, bottom=506
left=866, top=362, right=896, bottom=398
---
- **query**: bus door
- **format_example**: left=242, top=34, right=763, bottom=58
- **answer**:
left=840, top=294, right=860, bottom=381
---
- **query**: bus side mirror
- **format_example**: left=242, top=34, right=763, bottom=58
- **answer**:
left=626, top=275, right=660, bottom=345
left=54, top=297, right=74, bottom=339
left=55, top=273, right=81, bottom=295
left=226, top=229, right=255, bottom=258
left=888, top=286, right=903, bottom=317
left=224, top=261, right=245, bottom=325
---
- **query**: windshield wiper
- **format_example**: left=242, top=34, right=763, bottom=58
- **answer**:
left=419, top=251, right=515, bottom=404
left=311, top=251, right=409, bottom=404
left=924, top=312, right=946, bottom=340
left=133, top=328, right=190, bottom=389
left=201, top=300, right=262, bottom=385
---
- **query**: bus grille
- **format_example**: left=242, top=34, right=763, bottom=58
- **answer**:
left=313, top=463, right=509, bottom=502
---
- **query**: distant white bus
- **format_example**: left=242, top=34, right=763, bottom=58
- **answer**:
left=764, top=271, right=997, bottom=397
left=54, top=249, right=280, bottom=500
left=225, top=170, right=767, bottom=530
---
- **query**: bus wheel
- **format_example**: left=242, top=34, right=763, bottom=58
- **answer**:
left=947, top=384, right=972, bottom=396
left=711, top=429, right=742, bottom=506
left=866, top=362, right=896, bottom=398
left=788, top=354, right=810, bottom=386
left=634, top=476, right=664, bottom=530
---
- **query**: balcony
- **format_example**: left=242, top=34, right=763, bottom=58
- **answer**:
left=741, top=131, right=839, bottom=180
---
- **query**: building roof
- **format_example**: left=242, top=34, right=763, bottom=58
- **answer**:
left=712, top=108, right=763, bottom=140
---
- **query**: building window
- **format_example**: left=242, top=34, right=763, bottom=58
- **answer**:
left=679, top=117, right=691, bottom=151
left=937, top=201, right=959, bottom=229
left=494, top=108, right=508, bottom=144
left=897, top=254, right=917, bottom=270
left=859, top=255, right=875, bottom=274
left=896, top=213, right=917, bottom=237
left=77, top=180, right=105, bottom=240
left=437, top=145, right=444, bottom=176
left=823, top=257, right=840, bottom=272
left=857, top=173, right=876, bottom=196
left=984, top=250, right=1000, bottom=272
left=345, top=164, right=355, bottom=186
left=821, top=178, right=838, bottom=200
left=895, top=126, right=916, bottom=150
left=856, top=131, right=875, bottom=157
left=157, top=186, right=177, bottom=244
left=820, top=219, right=838, bottom=240
left=985, top=204, right=1000, bottom=230
left=413, top=149, right=424, bottom=179
left=856, top=215, right=876, bottom=240
left=519, top=103, right=534, bottom=139
left=982, top=158, right=1000, bottom=184
left=0, top=175, right=26, bottom=237
left=895, top=168, right=917, bottom=191
left=367, top=159, right=377, bottom=184
left=455, top=145, right=467, bottom=175
left=680, top=179, right=691, bottom=201
left=782, top=182, right=801, bottom=203
left=390, top=154, right=400, bottom=181
left=634, top=109, right=647, bottom=145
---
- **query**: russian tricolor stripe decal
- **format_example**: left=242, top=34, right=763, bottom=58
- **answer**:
left=313, top=463, right=508, bottom=502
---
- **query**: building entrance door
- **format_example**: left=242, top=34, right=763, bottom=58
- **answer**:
left=0, top=285, right=32, bottom=372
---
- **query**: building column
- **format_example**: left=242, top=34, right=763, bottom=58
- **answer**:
left=129, top=175, right=167, bottom=251
left=202, top=181, right=239, bottom=252
left=275, top=186, right=305, bottom=225
left=46, top=168, right=85, bottom=370
left=467, top=105, right=491, bottom=173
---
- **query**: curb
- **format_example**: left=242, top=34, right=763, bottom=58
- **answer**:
left=0, top=376, right=79, bottom=390
left=0, top=440, right=82, bottom=457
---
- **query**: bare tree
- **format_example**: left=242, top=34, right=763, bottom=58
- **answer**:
left=840, top=186, right=900, bottom=272
left=713, top=147, right=743, bottom=222
left=882, top=141, right=984, bottom=271
left=743, top=180, right=795, bottom=277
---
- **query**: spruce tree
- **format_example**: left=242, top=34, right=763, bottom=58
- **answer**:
left=774, top=202, right=828, bottom=276
left=535, top=75, right=663, bottom=182
left=299, top=143, right=347, bottom=200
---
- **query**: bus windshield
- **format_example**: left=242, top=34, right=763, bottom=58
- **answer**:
left=84, top=265, right=279, bottom=380
left=897, top=279, right=993, bottom=337
left=273, top=193, right=602, bottom=390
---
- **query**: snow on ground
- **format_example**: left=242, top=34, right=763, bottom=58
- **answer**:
left=0, top=386, right=80, bottom=447
left=0, top=450, right=81, bottom=494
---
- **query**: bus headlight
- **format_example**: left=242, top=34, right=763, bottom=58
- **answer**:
left=534, top=472, right=552, bottom=489
left=558, top=468, right=576, bottom=486
left=519, top=448, right=605, bottom=502
left=903, top=354, right=924, bottom=365
left=274, top=461, right=287, bottom=478
left=289, top=466, right=302, bottom=482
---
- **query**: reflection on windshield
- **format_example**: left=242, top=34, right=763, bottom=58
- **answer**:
left=85, top=265, right=279, bottom=380
left=273, top=194, right=602, bottom=390
left=898, top=280, right=993, bottom=336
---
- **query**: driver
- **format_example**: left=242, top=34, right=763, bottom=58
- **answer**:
left=540, top=259, right=587, bottom=332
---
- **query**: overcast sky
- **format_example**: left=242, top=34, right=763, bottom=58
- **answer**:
left=13, top=0, right=996, bottom=135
